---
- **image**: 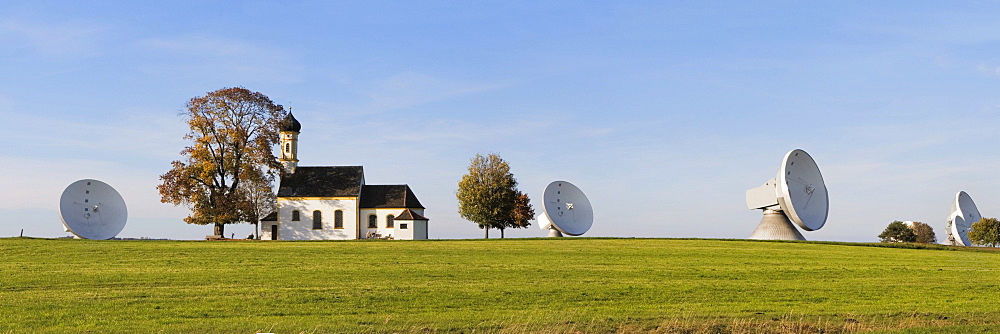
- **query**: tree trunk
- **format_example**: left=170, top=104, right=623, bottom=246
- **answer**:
left=500, top=228, right=505, bottom=239
left=484, top=227, right=489, bottom=239
left=214, top=223, right=224, bottom=236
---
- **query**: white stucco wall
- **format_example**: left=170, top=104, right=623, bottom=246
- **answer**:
left=359, top=208, right=402, bottom=239
left=394, top=222, right=413, bottom=239
left=391, top=218, right=427, bottom=239
left=412, top=219, right=428, bottom=240
left=260, top=221, right=278, bottom=240
left=268, top=198, right=428, bottom=240
left=278, top=197, right=358, bottom=240
left=356, top=208, right=425, bottom=240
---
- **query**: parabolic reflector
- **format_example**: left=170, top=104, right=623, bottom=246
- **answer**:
left=777, top=149, right=829, bottom=231
left=540, top=181, right=593, bottom=236
left=58, top=179, right=128, bottom=240
left=947, top=191, right=980, bottom=246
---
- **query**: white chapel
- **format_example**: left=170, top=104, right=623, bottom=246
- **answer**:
left=259, top=113, right=429, bottom=240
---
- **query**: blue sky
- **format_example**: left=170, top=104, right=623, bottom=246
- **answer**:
left=3, top=1, right=1000, bottom=241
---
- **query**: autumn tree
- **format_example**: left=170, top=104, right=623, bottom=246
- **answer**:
left=878, top=221, right=916, bottom=243
left=910, top=221, right=936, bottom=244
left=456, top=153, right=534, bottom=239
left=510, top=192, right=535, bottom=230
left=158, top=87, right=284, bottom=237
left=969, top=217, right=1000, bottom=247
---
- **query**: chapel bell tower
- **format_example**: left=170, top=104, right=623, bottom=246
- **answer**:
left=278, top=112, right=301, bottom=174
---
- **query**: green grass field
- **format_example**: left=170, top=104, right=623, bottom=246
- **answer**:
left=2, top=237, right=999, bottom=333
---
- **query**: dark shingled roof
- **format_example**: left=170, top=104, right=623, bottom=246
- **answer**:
left=260, top=211, right=277, bottom=222
left=277, top=166, right=364, bottom=197
left=394, top=208, right=428, bottom=220
left=359, top=185, right=425, bottom=209
left=279, top=112, right=301, bottom=132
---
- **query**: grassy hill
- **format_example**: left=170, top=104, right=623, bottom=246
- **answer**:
left=1, top=237, right=998, bottom=333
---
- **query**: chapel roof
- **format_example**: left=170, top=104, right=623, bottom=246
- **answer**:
left=277, top=166, right=364, bottom=197
left=394, top=208, right=428, bottom=220
left=279, top=112, right=301, bottom=132
left=260, top=211, right=277, bottom=222
left=359, top=184, right=425, bottom=209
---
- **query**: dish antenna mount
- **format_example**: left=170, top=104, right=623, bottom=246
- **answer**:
left=745, top=149, right=828, bottom=240
left=538, top=181, right=593, bottom=237
left=946, top=191, right=980, bottom=246
left=59, top=179, right=128, bottom=240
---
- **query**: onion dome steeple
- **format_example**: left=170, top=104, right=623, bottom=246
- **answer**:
left=279, top=112, right=301, bottom=133
left=278, top=110, right=301, bottom=173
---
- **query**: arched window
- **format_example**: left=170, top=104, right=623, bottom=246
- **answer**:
left=367, top=215, right=377, bottom=228
left=284, top=143, right=290, bottom=153
left=312, top=210, right=322, bottom=229
left=386, top=214, right=394, bottom=228
left=334, top=210, right=344, bottom=229
left=292, top=210, right=300, bottom=221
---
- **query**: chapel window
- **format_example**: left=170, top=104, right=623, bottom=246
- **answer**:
left=292, top=210, right=300, bottom=221
left=334, top=210, right=344, bottom=229
left=386, top=214, right=395, bottom=228
left=368, top=215, right=377, bottom=229
left=400, top=223, right=408, bottom=229
left=312, top=210, right=322, bottom=230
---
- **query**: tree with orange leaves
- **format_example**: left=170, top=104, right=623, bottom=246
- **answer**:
left=157, top=87, right=284, bottom=237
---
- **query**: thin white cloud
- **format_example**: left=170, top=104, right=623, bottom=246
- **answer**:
left=976, top=64, right=1000, bottom=77
left=370, top=72, right=505, bottom=112
left=138, top=34, right=303, bottom=84
left=0, top=19, right=107, bottom=56
left=0, top=108, right=188, bottom=162
left=380, top=117, right=551, bottom=143
left=313, top=72, right=507, bottom=117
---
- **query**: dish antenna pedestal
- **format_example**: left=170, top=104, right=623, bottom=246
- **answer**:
left=539, top=212, right=566, bottom=237
left=749, top=209, right=805, bottom=240
left=745, top=149, right=828, bottom=241
left=538, top=181, right=593, bottom=237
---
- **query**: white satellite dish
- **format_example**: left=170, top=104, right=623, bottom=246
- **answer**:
left=58, top=179, right=128, bottom=240
left=946, top=191, right=980, bottom=246
left=745, top=149, right=828, bottom=240
left=538, top=181, right=593, bottom=237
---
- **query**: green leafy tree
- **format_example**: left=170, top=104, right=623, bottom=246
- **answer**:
left=969, top=217, right=1000, bottom=247
left=456, top=153, right=533, bottom=239
left=879, top=221, right=916, bottom=243
left=157, top=87, right=284, bottom=237
left=910, top=221, right=936, bottom=244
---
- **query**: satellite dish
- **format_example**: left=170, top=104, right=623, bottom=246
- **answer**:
left=745, top=149, right=828, bottom=240
left=58, top=179, right=128, bottom=240
left=538, top=181, right=593, bottom=237
left=946, top=191, right=980, bottom=246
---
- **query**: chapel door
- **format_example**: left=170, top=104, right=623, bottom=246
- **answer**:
left=271, top=225, right=278, bottom=240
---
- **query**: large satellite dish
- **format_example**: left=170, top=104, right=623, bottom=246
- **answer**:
left=745, top=149, right=828, bottom=240
left=946, top=191, right=980, bottom=246
left=538, top=181, right=593, bottom=237
left=59, top=179, right=128, bottom=240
